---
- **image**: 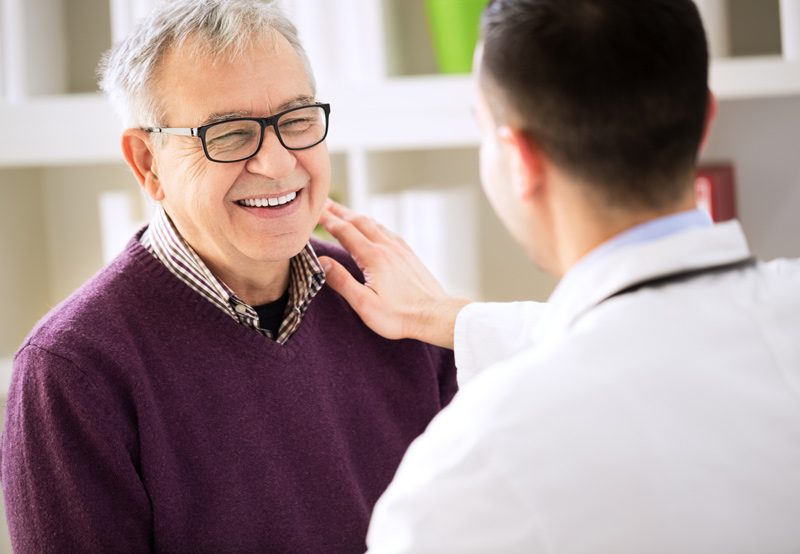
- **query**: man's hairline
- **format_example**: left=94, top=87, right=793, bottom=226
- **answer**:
left=146, top=28, right=317, bottom=130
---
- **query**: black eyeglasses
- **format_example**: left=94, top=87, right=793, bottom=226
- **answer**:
left=144, top=103, right=331, bottom=163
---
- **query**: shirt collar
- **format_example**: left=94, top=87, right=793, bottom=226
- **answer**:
left=140, top=204, right=325, bottom=343
left=536, top=213, right=749, bottom=344
left=571, top=209, right=713, bottom=278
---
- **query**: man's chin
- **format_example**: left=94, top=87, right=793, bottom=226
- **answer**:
left=247, top=235, right=311, bottom=263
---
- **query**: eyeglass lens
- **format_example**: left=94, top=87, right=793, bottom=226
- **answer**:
left=204, top=105, right=327, bottom=162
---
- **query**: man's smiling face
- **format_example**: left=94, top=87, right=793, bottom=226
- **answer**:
left=149, top=32, right=331, bottom=282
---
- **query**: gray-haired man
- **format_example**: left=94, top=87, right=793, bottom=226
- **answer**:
left=0, top=2, right=456, bottom=552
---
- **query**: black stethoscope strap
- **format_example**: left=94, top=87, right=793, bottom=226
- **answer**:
left=607, top=257, right=758, bottom=301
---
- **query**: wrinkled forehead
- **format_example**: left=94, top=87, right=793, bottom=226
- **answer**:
left=166, top=27, right=282, bottom=70
left=154, top=30, right=311, bottom=126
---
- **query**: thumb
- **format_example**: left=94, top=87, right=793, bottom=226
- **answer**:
left=319, top=256, right=372, bottom=312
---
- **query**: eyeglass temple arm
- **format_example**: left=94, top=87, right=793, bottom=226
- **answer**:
left=146, top=127, right=198, bottom=137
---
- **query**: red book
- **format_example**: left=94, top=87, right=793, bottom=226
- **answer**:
left=694, top=163, right=737, bottom=222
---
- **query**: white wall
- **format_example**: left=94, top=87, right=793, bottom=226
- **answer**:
left=0, top=169, right=50, bottom=357
left=0, top=163, right=143, bottom=360
left=40, top=164, right=144, bottom=304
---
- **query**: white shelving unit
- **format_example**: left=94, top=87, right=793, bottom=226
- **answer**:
left=2, top=0, right=800, bottom=370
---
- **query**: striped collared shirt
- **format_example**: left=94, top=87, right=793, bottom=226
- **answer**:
left=140, top=205, right=325, bottom=344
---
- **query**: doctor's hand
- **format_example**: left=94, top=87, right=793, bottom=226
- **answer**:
left=318, top=200, right=473, bottom=350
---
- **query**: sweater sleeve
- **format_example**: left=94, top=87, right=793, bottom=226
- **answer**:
left=427, top=343, right=458, bottom=409
left=0, top=343, right=153, bottom=553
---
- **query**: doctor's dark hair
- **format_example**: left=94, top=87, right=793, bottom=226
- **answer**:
left=479, top=0, right=709, bottom=210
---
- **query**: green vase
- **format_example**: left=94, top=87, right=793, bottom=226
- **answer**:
left=426, top=0, right=490, bottom=74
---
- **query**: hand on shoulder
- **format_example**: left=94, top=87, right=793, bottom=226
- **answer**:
left=318, top=200, right=473, bottom=349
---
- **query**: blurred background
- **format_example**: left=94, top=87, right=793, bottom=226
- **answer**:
left=1, top=0, right=800, bottom=550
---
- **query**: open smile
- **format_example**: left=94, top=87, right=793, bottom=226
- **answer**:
left=236, top=191, right=298, bottom=209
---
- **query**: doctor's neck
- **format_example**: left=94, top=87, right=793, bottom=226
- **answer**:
left=538, top=175, right=698, bottom=279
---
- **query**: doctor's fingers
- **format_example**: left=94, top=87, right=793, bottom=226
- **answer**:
left=319, top=207, right=409, bottom=267
left=323, top=200, right=410, bottom=250
left=318, top=208, right=383, bottom=270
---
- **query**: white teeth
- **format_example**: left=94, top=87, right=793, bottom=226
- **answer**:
left=277, top=192, right=297, bottom=205
left=238, top=191, right=298, bottom=208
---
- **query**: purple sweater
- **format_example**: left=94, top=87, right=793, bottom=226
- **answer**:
left=0, top=235, right=457, bottom=553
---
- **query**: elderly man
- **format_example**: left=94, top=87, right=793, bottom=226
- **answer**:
left=318, top=0, right=800, bottom=552
left=0, top=1, right=456, bottom=553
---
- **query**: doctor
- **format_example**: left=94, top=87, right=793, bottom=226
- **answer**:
left=319, top=0, right=800, bottom=551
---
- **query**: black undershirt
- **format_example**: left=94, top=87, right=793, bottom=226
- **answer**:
left=253, top=291, right=290, bottom=338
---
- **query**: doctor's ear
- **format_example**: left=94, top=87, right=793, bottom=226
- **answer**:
left=699, top=89, right=719, bottom=154
left=121, top=128, right=165, bottom=202
left=497, top=125, right=546, bottom=200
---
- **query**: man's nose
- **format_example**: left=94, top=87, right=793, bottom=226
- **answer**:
left=245, top=128, right=297, bottom=178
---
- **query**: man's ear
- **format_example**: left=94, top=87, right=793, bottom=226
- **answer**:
left=121, top=129, right=165, bottom=202
left=497, top=125, right=546, bottom=200
left=699, top=89, right=718, bottom=153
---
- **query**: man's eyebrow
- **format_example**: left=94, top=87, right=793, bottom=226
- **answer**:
left=277, top=95, right=317, bottom=111
left=199, top=96, right=318, bottom=126
left=200, top=111, right=251, bottom=126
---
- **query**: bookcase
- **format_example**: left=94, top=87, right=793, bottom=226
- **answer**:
left=1, top=0, right=799, bottom=362
left=0, top=0, right=799, bottom=550
left=1, top=0, right=800, bottom=424
left=2, top=0, right=800, bottom=371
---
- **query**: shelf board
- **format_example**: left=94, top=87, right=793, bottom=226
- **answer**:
left=0, top=94, right=124, bottom=167
left=324, top=74, right=481, bottom=151
left=710, top=56, right=800, bottom=100
left=1, top=56, right=799, bottom=167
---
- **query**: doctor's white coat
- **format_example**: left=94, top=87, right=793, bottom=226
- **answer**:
left=366, top=221, right=800, bottom=554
